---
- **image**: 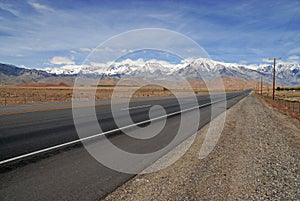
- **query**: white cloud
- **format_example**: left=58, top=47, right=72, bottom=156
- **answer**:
left=79, top=47, right=92, bottom=52
left=121, top=49, right=129, bottom=53
left=280, top=55, right=300, bottom=64
left=70, top=50, right=77, bottom=54
left=288, top=47, right=300, bottom=55
left=0, top=2, right=19, bottom=16
left=90, top=62, right=108, bottom=68
left=287, top=55, right=299, bottom=64
left=239, top=60, right=248, bottom=65
left=263, top=55, right=299, bottom=65
left=262, top=58, right=272, bottom=63
left=50, top=56, right=75, bottom=65
left=28, top=1, right=54, bottom=12
left=95, top=47, right=114, bottom=52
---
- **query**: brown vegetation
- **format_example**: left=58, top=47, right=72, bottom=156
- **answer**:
left=257, top=94, right=300, bottom=121
left=16, top=82, right=71, bottom=87
left=0, top=85, right=174, bottom=105
left=0, top=76, right=257, bottom=105
left=0, top=86, right=74, bottom=105
left=255, top=83, right=300, bottom=121
left=257, top=85, right=300, bottom=102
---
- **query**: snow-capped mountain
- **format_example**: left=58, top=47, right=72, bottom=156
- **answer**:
left=44, top=58, right=300, bottom=86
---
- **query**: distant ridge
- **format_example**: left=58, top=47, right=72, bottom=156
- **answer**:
left=1, top=59, right=299, bottom=86
left=45, top=58, right=300, bottom=86
left=0, top=63, right=75, bottom=85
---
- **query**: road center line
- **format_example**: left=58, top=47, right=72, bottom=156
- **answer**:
left=0, top=94, right=246, bottom=165
left=120, top=104, right=152, bottom=111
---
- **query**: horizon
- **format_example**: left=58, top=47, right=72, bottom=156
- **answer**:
left=2, top=56, right=299, bottom=72
left=0, top=0, right=300, bottom=69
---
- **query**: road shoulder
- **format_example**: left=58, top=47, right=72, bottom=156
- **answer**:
left=103, top=94, right=300, bottom=200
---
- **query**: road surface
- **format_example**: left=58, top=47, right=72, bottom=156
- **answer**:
left=0, top=90, right=250, bottom=201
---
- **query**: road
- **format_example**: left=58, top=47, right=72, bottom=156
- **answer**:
left=0, top=90, right=250, bottom=201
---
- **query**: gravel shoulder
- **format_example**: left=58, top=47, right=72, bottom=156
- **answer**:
left=103, top=93, right=300, bottom=200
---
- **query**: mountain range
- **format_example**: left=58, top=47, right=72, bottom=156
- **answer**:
left=0, top=58, right=299, bottom=86
left=45, top=58, right=300, bottom=86
left=0, top=63, right=75, bottom=85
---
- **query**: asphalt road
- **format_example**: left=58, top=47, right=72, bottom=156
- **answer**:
left=0, top=90, right=250, bottom=201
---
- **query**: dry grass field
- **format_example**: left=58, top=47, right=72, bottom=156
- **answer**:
left=256, top=86, right=300, bottom=120
left=0, top=76, right=256, bottom=105
left=258, top=94, right=300, bottom=120
left=0, top=85, right=185, bottom=105
left=259, top=87, right=300, bottom=101
left=274, top=90, right=300, bottom=101
left=0, top=85, right=245, bottom=105
left=0, top=86, right=74, bottom=105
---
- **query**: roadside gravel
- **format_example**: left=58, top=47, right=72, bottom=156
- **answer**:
left=103, top=94, right=300, bottom=200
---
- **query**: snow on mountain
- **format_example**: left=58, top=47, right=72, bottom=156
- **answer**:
left=45, top=65, right=84, bottom=75
left=44, top=58, right=300, bottom=86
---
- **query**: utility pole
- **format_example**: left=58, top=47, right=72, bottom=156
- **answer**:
left=268, top=58, right=281, bottom=100
left=260, top=76, right=263, bottom=95
left=256, top=81, right=258, bottom=93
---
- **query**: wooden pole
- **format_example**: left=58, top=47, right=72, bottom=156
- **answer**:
left=268, top=58, right=281, bottom=100
left=260, top=76, right=263, bottom=95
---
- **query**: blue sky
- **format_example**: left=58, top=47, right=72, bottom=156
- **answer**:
left=0, top=0, right=299, bottom=68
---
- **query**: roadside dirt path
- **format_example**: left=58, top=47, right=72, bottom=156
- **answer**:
left=104, top=94, right=300, bottom=200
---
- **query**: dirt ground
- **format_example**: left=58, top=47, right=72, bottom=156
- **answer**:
left=261, top=89, right=300, bottom=102
left=0, top=85, right=239, bottom=105
left=103, top=93, right=300, bottom=200
left=259, top=94, right=300, bottom=121
left=0, top=86, right=175, bottom=105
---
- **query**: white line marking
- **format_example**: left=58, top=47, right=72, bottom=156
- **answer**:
left=0, top=97, right=231, bottom=165
left=121, top=104, right=152, bottom=111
